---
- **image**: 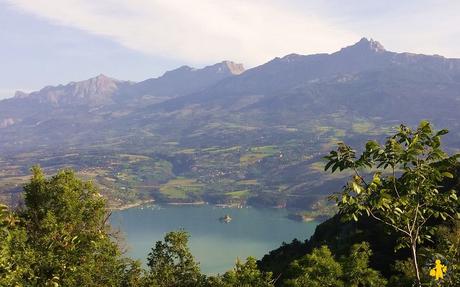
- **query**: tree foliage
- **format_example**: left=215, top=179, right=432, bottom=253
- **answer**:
left=1, top=125, right=459, bottom=287
left=325, top=121, right=460, bottom=286
left=0, top=204, right=34, bottom=286
left=146, top=230, right=204, bottom=287
left=284, top=242, right=386, bottom=287
left=341, top=242, right=388, bottom=287
left=284, top=245, right=344, bottom=287
left=423, top=220, right=460, bottom=286
left=2, top=167, right=130, bottom=286
left=217, top=257, right=275, bottom=287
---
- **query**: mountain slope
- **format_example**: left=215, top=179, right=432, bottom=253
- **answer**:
left=115, top=61, right=245, bottom=106
left=14, top=74, right=130, bottom=107
left=151, top=38, right=460, bottom=125
left=2, top=38, right=460, bottom=208
left=0, top=61, right=245, bottom=154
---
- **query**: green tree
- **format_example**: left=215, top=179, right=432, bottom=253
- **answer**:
left=146, top=230, right=203, bottom=287
left=325, top=121, right=460, bottom=286
left=218, top=257, right=274, bottom=287
left=341, top=242, right=387, bottom=287
left=284, top=243, right=386, bottom=287
left=20, top=167, right=128, bottom=286
left=120, top=259, right=149, bottom=287
left=0, top=204, right=36, bottom=286
left=284, top=245, right=344, bottom=287
left=424, top=219, right=460, bottom=286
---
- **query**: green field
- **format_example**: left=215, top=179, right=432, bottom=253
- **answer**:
left=159, top=178, right=203, bottom=199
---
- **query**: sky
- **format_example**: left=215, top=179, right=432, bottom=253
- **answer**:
left=1, top=0, right=460, bottom=99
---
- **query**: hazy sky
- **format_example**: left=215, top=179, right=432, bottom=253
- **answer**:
left=1, top=0, right=460, bottom=99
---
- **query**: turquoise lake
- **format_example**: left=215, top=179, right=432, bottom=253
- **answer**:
left=111, top=205, right=318, bottom=274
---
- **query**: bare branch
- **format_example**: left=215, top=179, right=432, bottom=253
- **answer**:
left=368, top=209, right=411, bottom=237
left=410, top=202, right=420, bottom=234
left=392, top=166, right=401, bottom=198
left=353, top=166, right=369, bottom=188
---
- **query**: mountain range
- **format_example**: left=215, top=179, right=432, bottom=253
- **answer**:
left=1, top=38, right=460, bottom=208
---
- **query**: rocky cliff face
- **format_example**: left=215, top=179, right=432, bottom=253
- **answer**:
left=13, top=74, right=129, bottom=107
left=120, top=61, right=245, bottom=104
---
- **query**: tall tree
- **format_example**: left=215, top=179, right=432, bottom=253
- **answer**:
left=146, top=230, right=203, bottom=287
left=284, top=245, right=344, bottom=287
left=21, top=167, right=127, bottom=286
left=0, top=204, right=35, bottom=286
left=219, top=257, right=275, bottom=287
left=341, top=242, right=387, bottom=287
left=325, top=121, right=460, bottom=286
left=284, top=243, right=386, bottom=287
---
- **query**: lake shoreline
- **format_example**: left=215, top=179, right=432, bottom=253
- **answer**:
left=111, top=200, right=330, bottom=223
left=166, top=201, right=207, bottom=206
left=111, top=204, right=320, bottom=274
left=110, top=199, right=155, bottom=211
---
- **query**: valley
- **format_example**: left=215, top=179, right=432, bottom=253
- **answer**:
left=2, top=38, right=460, bottom=217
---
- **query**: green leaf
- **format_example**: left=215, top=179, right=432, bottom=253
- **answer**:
left=372, top=174, right=381, bottom=185
left=442, top=171, right=454, bottom=178
left=352, top=214, right=358, bottom=221
left=394, top=207, right=403, bottom=214
left=418, top=120, right=430, bottom=129
left=331, top=164, right=338, bottom=173
left=352, top=182, right=363, bottom=194
left=435, top=129, right=449, bottom=136
left=440, top=213, right=447, bottom=220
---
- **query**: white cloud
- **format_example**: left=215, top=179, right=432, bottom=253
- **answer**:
left=5, top=0, right=357, bottom=66
left=305, top=0, right=460, bottom=58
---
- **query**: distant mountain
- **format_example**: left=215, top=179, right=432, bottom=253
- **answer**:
left=4, top=61, right=244, bottom=110
left=153, top=38, right=460, bottom=125
left=0, top=74, right=130, bottom=133
left=2, top=38, right=460, bottom=208
left=12, top=74, right=130, bottom=107
left=0, top=60, right=245, bottom=153
left=3, top=37, right=460, bottom=154
left=116, top=61, right=245, bottom=106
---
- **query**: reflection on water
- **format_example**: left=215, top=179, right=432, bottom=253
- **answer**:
left=111, top=204, right=318, bottom=274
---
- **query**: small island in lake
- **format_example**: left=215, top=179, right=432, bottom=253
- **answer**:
left=219, top=214, right=232, bottom=223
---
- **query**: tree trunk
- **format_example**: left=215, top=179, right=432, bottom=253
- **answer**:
left=411, top=240, right=421, bottom=287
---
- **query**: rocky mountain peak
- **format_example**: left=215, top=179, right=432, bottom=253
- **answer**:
left=200, top=61, right=245, bottom=75
left=79, top=74, right=120, bottom=91
left=92, top=73, right=115, bottom=82
left=159, top=61, right=245, bottom=80
left=10, top=74, right=126, bottom=106
left=359, top=37, right=385, bottom=52
left=221, top=61, right=245, bottom=75
left=338, top=37, right=386, bottom=54
left=161, top=66, right=195, bottom=78
left=14, top=90, right=29, bottom=98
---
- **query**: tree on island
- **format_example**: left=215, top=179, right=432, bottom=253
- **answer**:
left=325, top=121, right=460, bottom=286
